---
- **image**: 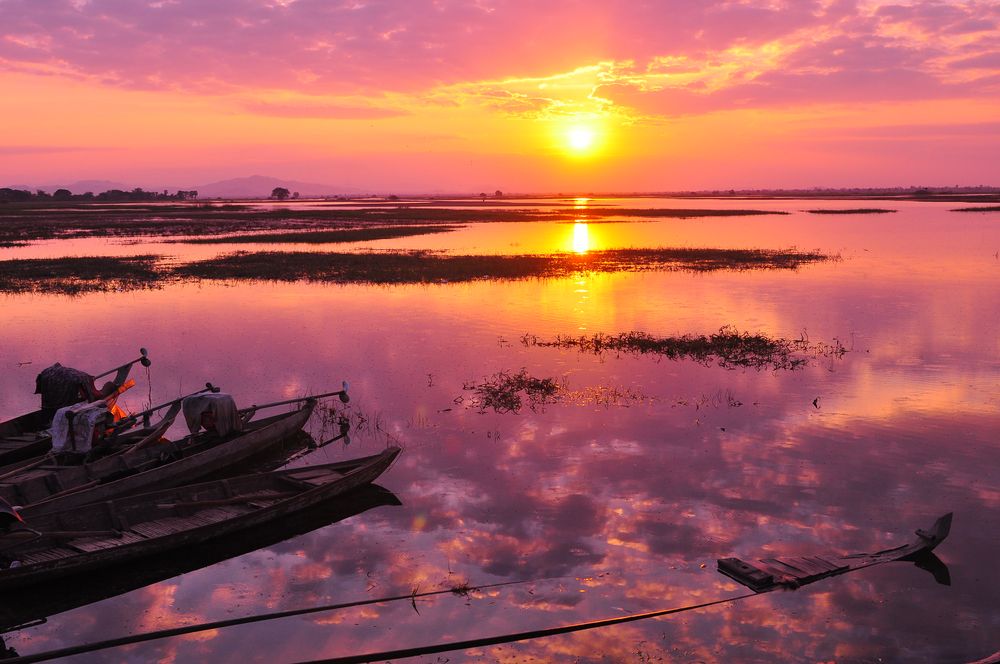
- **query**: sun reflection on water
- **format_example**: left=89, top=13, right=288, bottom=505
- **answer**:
left=572, top=221, right=590, bottom=254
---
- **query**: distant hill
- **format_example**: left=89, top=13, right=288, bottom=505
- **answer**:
left=192, top=175, right=362, bottom=199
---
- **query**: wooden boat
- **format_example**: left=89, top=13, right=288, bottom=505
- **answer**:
left=0, top=350, right=150, bottom=467
left=7, top=401, right=316, bottom=518
left=0, top=484, right=401, bottom=632
left=718, top=512, right=953, bottom=592
left=0, top=412, right=53, bottom=468
left=0, top=447, right=401, bottom=591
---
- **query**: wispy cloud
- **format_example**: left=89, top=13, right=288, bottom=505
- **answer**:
left=1, top=0, right=996, bottom=112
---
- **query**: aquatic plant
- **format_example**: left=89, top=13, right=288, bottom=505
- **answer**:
left=462, top=369, right=561, bottom=413
left=521, top=327, right=844, bottom=371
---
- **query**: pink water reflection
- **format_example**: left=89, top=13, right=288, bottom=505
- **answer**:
left=0, top=201, right=998, bottom=661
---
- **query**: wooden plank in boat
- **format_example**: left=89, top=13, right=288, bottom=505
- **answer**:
left=130, top=517, right=195, bottom=539
left=19, top=547, right=78, bottom=564
left=68, top=531, right=147, bottom=553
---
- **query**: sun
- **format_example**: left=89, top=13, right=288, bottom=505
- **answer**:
left=566, top=126, right=597, bottom=154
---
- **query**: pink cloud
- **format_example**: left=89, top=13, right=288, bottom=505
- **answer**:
left=239, top=100, right=408, bottom=119
left=1, top=0, right=992, bottom=100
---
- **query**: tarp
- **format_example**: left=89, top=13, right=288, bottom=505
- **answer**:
left=182, top=393, right=241, bottom=437
left=49, top=402, right=113, bottom=453
left=35, top=363, right=99, bottom=412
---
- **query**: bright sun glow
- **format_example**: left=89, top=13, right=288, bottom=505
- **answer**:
left=566, top=126, right=597, bottom=153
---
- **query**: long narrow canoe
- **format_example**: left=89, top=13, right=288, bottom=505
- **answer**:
left=0, top=484, right=401, bottom=632
left=0, top=446, right=401, bottom=591
left=0, top=411, right=53, bottom=467
left=718, top=513, right=953, bottom=592
left=8, top=401, right=316, bottom=518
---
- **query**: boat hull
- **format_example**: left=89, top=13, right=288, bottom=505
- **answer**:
left=0, top=447, right=401, bottom=590
left=19, top=402, right=315, bottom=517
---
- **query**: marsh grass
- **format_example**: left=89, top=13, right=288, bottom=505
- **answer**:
left=0, top=256, right=161, bottom=294
left=806, top=208, right=896, bottom=214
left=0, top=245, right=832, bottom=293
left=521, top=327, right=844, bottom=370
left=170, top=225, right=460, bottom=244
left=462, top=369, right=561, bottom=413
left=174, top=246, right=830, bottom=285
left=0, top=202, right=789, bottom=246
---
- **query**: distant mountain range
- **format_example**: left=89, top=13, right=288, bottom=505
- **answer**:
left=5, top=175, right=363, bottom=199
left=192, top=175, right=363, bottom=198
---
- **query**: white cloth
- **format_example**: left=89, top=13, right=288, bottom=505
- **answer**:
left=182, top=393, right=241, bottom=436
left=49, top=402, right=111, bottom=453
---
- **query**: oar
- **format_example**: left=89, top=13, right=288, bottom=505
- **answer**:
left=241, top=382, right=350, bottom=415
left=112, top=383, right=220, bottom=430
left=92, top=348, right=151, bottom=381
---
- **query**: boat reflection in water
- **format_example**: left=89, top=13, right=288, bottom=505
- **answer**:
left=0, top=484, right=400, bottom=654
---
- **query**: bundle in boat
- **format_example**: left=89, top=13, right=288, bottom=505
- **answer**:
left=0, top=349, right=151, bottom=466
left=0, top=446, right=400, bottom=591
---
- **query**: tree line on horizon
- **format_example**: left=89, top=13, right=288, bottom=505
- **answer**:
left=0, top=187, right=199, bottom=203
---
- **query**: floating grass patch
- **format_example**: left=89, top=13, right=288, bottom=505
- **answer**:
left=0, top=202, right=790, bottom=246
left=461, top=369, right=561, bottom=413
left=0, top=256, right=162, bottom=294
left=579, top=207, right=788, bottom=218
left=521, top=327, right=847, bottom=370
left=806, top=208, right=896, bottom=214
left=174, top=246, right=831, bottom=285
left=1, top=245, right=833, bottom=293
left=171, top=225, right=460, bottom=244
left=951, top=206, right=1000, bottom=212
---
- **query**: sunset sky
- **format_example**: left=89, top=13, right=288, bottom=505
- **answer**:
left=1, top=0, right=998, bottom=193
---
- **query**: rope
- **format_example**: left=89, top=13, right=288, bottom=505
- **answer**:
left=293, top=591, right=763, bottom=664
left=2, top=580, right=533, bottom=664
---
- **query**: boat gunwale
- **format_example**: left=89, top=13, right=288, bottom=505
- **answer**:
left=0, top=446, right=401, bottom=589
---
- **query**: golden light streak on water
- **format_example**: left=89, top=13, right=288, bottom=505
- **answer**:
left=572, top=221, right=590, bottom=254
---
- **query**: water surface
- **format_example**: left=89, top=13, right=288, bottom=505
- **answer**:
left=0, top=198, right=998, bottom=662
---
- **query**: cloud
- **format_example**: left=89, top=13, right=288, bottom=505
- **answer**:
left=239, top=100, right=409, bottom=119
left=0, top=0, right=995, bottom=107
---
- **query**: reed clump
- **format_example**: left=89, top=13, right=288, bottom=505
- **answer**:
left=462, top=369, right=561, bottom=413
left=523, top=327, right=813, bottom=370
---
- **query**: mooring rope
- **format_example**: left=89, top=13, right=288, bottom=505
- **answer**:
left=293, top=590, right=763, bottom=664
left=2, top=579, right=533, bottom=664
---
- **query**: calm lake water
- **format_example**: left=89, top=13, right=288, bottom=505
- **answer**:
left=1, top=198, right=998, bottom=662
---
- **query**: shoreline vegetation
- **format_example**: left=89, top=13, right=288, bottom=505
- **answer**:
left=0, top=247, right=833, bottom=294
